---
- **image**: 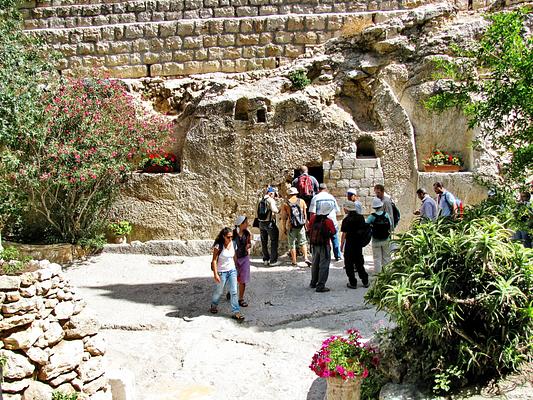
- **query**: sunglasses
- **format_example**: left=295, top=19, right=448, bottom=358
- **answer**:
left=225, top=235, right=233, bottom=239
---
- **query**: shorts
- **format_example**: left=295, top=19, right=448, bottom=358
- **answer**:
left=287, top=226, right=307, bottom=249
left=236, top=256, right=251, bottom=284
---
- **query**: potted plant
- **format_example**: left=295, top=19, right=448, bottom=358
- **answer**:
left=140, top=152, right=179, bottom=173
left=310, top=329, right=379, bottom=400
left=107, top=221, right=132, bottom=244
left=423, top=149, right=463, bottom=172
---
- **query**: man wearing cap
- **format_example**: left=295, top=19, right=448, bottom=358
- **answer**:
left=308, top=201, right=336, bottom=292
left=341, top=201, right=370, bottom=289
left=258, top=186, right=280, bottom=266
left=366, top=197, right=392, bottom=273
left=346, top=188, right=364, bottom=215
left=281, top=187, right=311, bottom=266
left=309, top=183, right=342, bottom=261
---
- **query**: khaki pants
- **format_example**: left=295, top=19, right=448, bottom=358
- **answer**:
left=372, top=240, right=391, bottom=273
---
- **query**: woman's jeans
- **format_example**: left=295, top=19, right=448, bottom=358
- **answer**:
left=211, top=269, right=240, bottom=314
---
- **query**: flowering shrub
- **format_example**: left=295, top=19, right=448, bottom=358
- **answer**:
left=2, top=77, right=174, bottom=243
left=424, top=149, right=462, bottom=166
left=309, top=329, right=379, bottom=381
left=141, top=152, right=179, bottom=173
left=108, top=220, right=132, bottom=236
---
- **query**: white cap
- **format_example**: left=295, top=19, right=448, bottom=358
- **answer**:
left=371, top=197, right=384, bottom=209
left=234, top=215, right=247, bottom=226
left=347, top=188, right=357, bottom=196
left=288, top=187, right=299, bottom=195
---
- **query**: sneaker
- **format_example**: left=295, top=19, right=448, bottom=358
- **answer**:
left=316, top=287, right=331, bottom=293
left=304, top=259, right=312, bottom=267
left=269, top=261, right=281, bottom=266
left=226, top=292, right=231, bottom=300
left=347, top=283, right=357, bottom=289
left=309, top=283, right=317, bottom=289
left=263, top=260, right=269, bottom=266
left=362, top=282, right=370, bottom=288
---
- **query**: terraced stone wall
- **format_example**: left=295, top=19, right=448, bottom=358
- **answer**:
left=19, top=0, right=484, bottom=78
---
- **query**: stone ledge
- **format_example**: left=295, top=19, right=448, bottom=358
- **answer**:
left=103, top=239, right=213, bottom=256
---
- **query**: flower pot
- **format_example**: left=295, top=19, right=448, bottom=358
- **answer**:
left=424, top=164, right=461, bottom=173
left=143, top=165, right=173, bottom=173
left=325, top=377, right=362, bottom=400
left=113, top=236, right=127, bottom=244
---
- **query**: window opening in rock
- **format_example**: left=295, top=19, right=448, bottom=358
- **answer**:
left=356, top=137, right=376, bottom=158
left=147, top=64, right=152, bottom=78
left=293, top=166, right=324, bottom=184
left=235, top=98, right=249, bottom=121
left=257, top=109, right=266, bottom=123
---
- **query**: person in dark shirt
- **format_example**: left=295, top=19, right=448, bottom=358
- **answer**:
left=341, top=201, right=369, bottom=289
left=308, top=205, right=336, bottom=293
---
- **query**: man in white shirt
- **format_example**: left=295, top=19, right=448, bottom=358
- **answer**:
left=309, top=183, right=341, bottom=260
left=374, top=184, right=395, bottom=229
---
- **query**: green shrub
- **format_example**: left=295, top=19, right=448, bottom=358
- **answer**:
left=78, top=234, right=106, bottom=254
left=365, top=215, right=532, bottom=394
left=52, top=391, right=78, bottom=400
left=108, top=220, right=132, bottom=236
left=0, top=246, right=31, bottom=275
left=288, top=70, right=311, bottom=90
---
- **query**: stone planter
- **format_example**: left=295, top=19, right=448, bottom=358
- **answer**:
left=424, top=165, right=461, bottom=172
left=325, top=377, right=362, bottom=400
left=3, top=241, right=76, bottom=264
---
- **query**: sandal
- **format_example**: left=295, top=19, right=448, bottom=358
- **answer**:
left=238, top=299, right=248, bottom=307
left=209, top=305, right=218, bottom=314
left=232, top=313, right=245, bottom=322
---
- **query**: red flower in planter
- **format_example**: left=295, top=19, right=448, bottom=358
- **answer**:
left=141, top=152, right=179, bottom=173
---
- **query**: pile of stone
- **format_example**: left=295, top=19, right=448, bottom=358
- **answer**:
left=0, top=261, right=110, bottom=400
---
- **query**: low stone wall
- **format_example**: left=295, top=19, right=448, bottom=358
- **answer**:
left=0, top=261, right=110, bottom=400
left=3, top=242, right=88, bottom=265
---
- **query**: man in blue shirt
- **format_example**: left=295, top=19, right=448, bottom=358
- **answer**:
left=433, top=182, right=457, bottom=218
left=414, top=188, right=437, bottom=221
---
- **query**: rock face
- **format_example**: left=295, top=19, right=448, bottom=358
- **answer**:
left=106, top=3, right=499, bottom=241
left=0, top=262, right=110, bottom=399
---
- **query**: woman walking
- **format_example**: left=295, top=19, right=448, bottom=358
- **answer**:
left=210, top=227, right=245, bottom=322
left=233, top=216, right=251, bottom=307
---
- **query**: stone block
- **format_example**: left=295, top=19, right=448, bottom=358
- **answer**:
left=3, top=325, right=43, bottom=350
left=337, top=179, right=349, bottom=188
left=77, top=356, right=105, bottom=383
left=259, top=32, right=273, bottom=45
left=182, top=61, right=202, bottom=75
left=159, top=23, right=176, bottom=37
left=49, top=370, right=77, bottom=387
left=173, top=50, right=194, bottom=62
left=2, top=298, right=36, bottom=314
left=331, top=160, right=342, bottom=170
left=361, top=178, right=373, bottom=187
left=1, top=349, right=35, bottom=379
left=203, top=35, right=217, bottom=47
left=202, top=60, right=220, bottom=73
left=105, top=54, right=129, bottom=67
left=166, top=37, right=182, bottom=50
left=162, top=62, right=185, bottom=76
left=220, top=60, right=236, bottom=73
left=124, top=25, right=143, bottom=39
left=330, top=170, right=341, bottom=180
left=222, top=47, right=241, bottom=59
left=224, top=19, right=240, bottom=33
left=263, top=57, right=277, bottom=69
left=260, top=5, right=278, bottom=15
left=327, top=15, right=343, bottom=31
left=236, top=34, right=260, bottom=46
left=352, top=169, right=365, bottom=179
left=83, top=375, right=108, bottom=396
left=275, top=31, right=292, bottom=44
left=287, top=16, right=304, bottom=31
left=284, top=44, right=304, bottom=58
left=0, top=275, right=21, bottom=290
left=354, top=158, right=379, bottom=168
left=341, top=169, right=352, bottom=179
left=214, top=7, right=234, bottom=17
left=349, top=179, right=361, bottom=187
left=183, top=36, right=203, bottom=49
left=3, top=378, right=31, bottom=393
left=22, top=380, right=53, bottom=400
left=265, top=44, right=282, bottom=57
left=266, top=16, right=286, bottom=31
left=177, top=20, right=195, bottom=36
left=239, top=19, right=253, bottom=33
left=323, top=161, right=331, bottom=170
left=39, top=340, right=84, bottom=380
left=294, top=32, right=318, bottom=45
left=109, top=41, right=131, bottom=54
left=84, top=335, right=106, bottom=356
left=305, top=16, right=327, bottom=31
left=234, top=58, right=248, bottom=72
left=365, top=168, right=376, bottom=179
left=53, top=301, right=74, bottom=320
left=20, top=285, right=36, bottom=298
left=218, top=34, right=235, bottom=47
left=0, top=314, right=36, bottom=331
left=25, top=346, right=49, bottom=365
left=195, top=49, right=208, bottom=61
left=236, top=6, right=258, bottom=17
left=342, top=158, right=355, bottom=168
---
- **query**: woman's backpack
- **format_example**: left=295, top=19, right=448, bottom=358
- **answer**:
left=309, top=216, right=330, bottom=246
left=370, top=213, right=391, bottom=240
left=288, top=199, right=305, bottom=228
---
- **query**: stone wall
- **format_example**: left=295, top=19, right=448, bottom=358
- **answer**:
left=0, top=262, right=110, bottom=400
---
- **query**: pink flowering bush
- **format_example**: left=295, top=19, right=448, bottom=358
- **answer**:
left=3, top=77, right=174, bottom=243
left=310, top=329, right=379, bottom=381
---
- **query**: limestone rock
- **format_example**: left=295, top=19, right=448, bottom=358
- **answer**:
left=84, top=335, right=106, bottom=356
left=77, top=356, right=105, bottom=383
left=22, top=380, right=53, bottom=400
left=49, top=370, right=78, bottom=387
left=35, top=268, right=53, bottom=281
left=3, top=325, right=43, bottom=350
left=5, top=291, right=21, bottom=302
left=25, top=346, right=49, bottom=365
left=379, top=383, right=424, bottom=400
left=44, top=321, right=65, bottom=346
left=0, top=349, right=35, bottom=379
left=20, top=285, right=37, bottom=298
left=4, top=394, right=22, bottom=400
left=38, top=339, right=84, bottom=380
left=53, top=301, right=74, bottom=320
left=0, top=275, right=21, bottom=290
left=0, top=314, right=36, bottom=331
left=36, top=279, right=52, bottom=296
left=2, top=378, right=32, bottom=393
left=82, top=375, right=108, bottom=396
left=63, top=310, right=100, bottom=339
left=2, top=298, right=37, bottom=315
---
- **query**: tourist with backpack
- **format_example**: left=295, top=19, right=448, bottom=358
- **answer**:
left=366, top=197, right=392, bottom=274
left=374, top=184, right=400, bottom=229
left=309, top=183, right=342, bottom=261
left=433, top=182, right=458, bottom=218
left=292, top=165, right=319, bottom=213
left=209, top=227, right=245, bottom=322
left=233, top=216, right=252, bottom=307
left=308, top=202, right=337, bottom=292
left=341, top=201, right=370, bottom=289
left=281, top=187, right=312, bottom=266
left=257, top=186, right=280, bottom=266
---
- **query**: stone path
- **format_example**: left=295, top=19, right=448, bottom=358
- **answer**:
left=64, top=253, right=388, bottom=400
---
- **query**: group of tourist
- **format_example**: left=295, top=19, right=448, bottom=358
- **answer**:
left=208, top=164, right=529, bottom=321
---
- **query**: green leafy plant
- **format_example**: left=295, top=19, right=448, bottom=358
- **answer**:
left=0, top=246, right=31, bottom=275
left=52, top=391, right=78, bottom=400
left=107, top=221, right=132, bottom=237
left=365, top=214, right=532, bottom=394
left=288, top=69, right=311, bottom=90
left=423, top=149, right=462, bottom=167
left=425, top=9, right=532, bottom=187
left=78, top=234, right=107, bottom=253
left=140, top=152, right=179, bottom=173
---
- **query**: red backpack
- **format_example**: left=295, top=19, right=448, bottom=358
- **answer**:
left=297, top=174, right=314, bottom=197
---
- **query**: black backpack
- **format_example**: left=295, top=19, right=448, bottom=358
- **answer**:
left=391, top=201, right=401, bottom=227
left=288, top=200, right=305, bottom=228
left=309, top=216, right=330, bottom=246
left=370, top=213, right=390, bottom=240
left=257, top=198, right=270, bottom=220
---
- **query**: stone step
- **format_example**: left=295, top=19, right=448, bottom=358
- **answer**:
left=21, top=0, right=433, bottom=30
